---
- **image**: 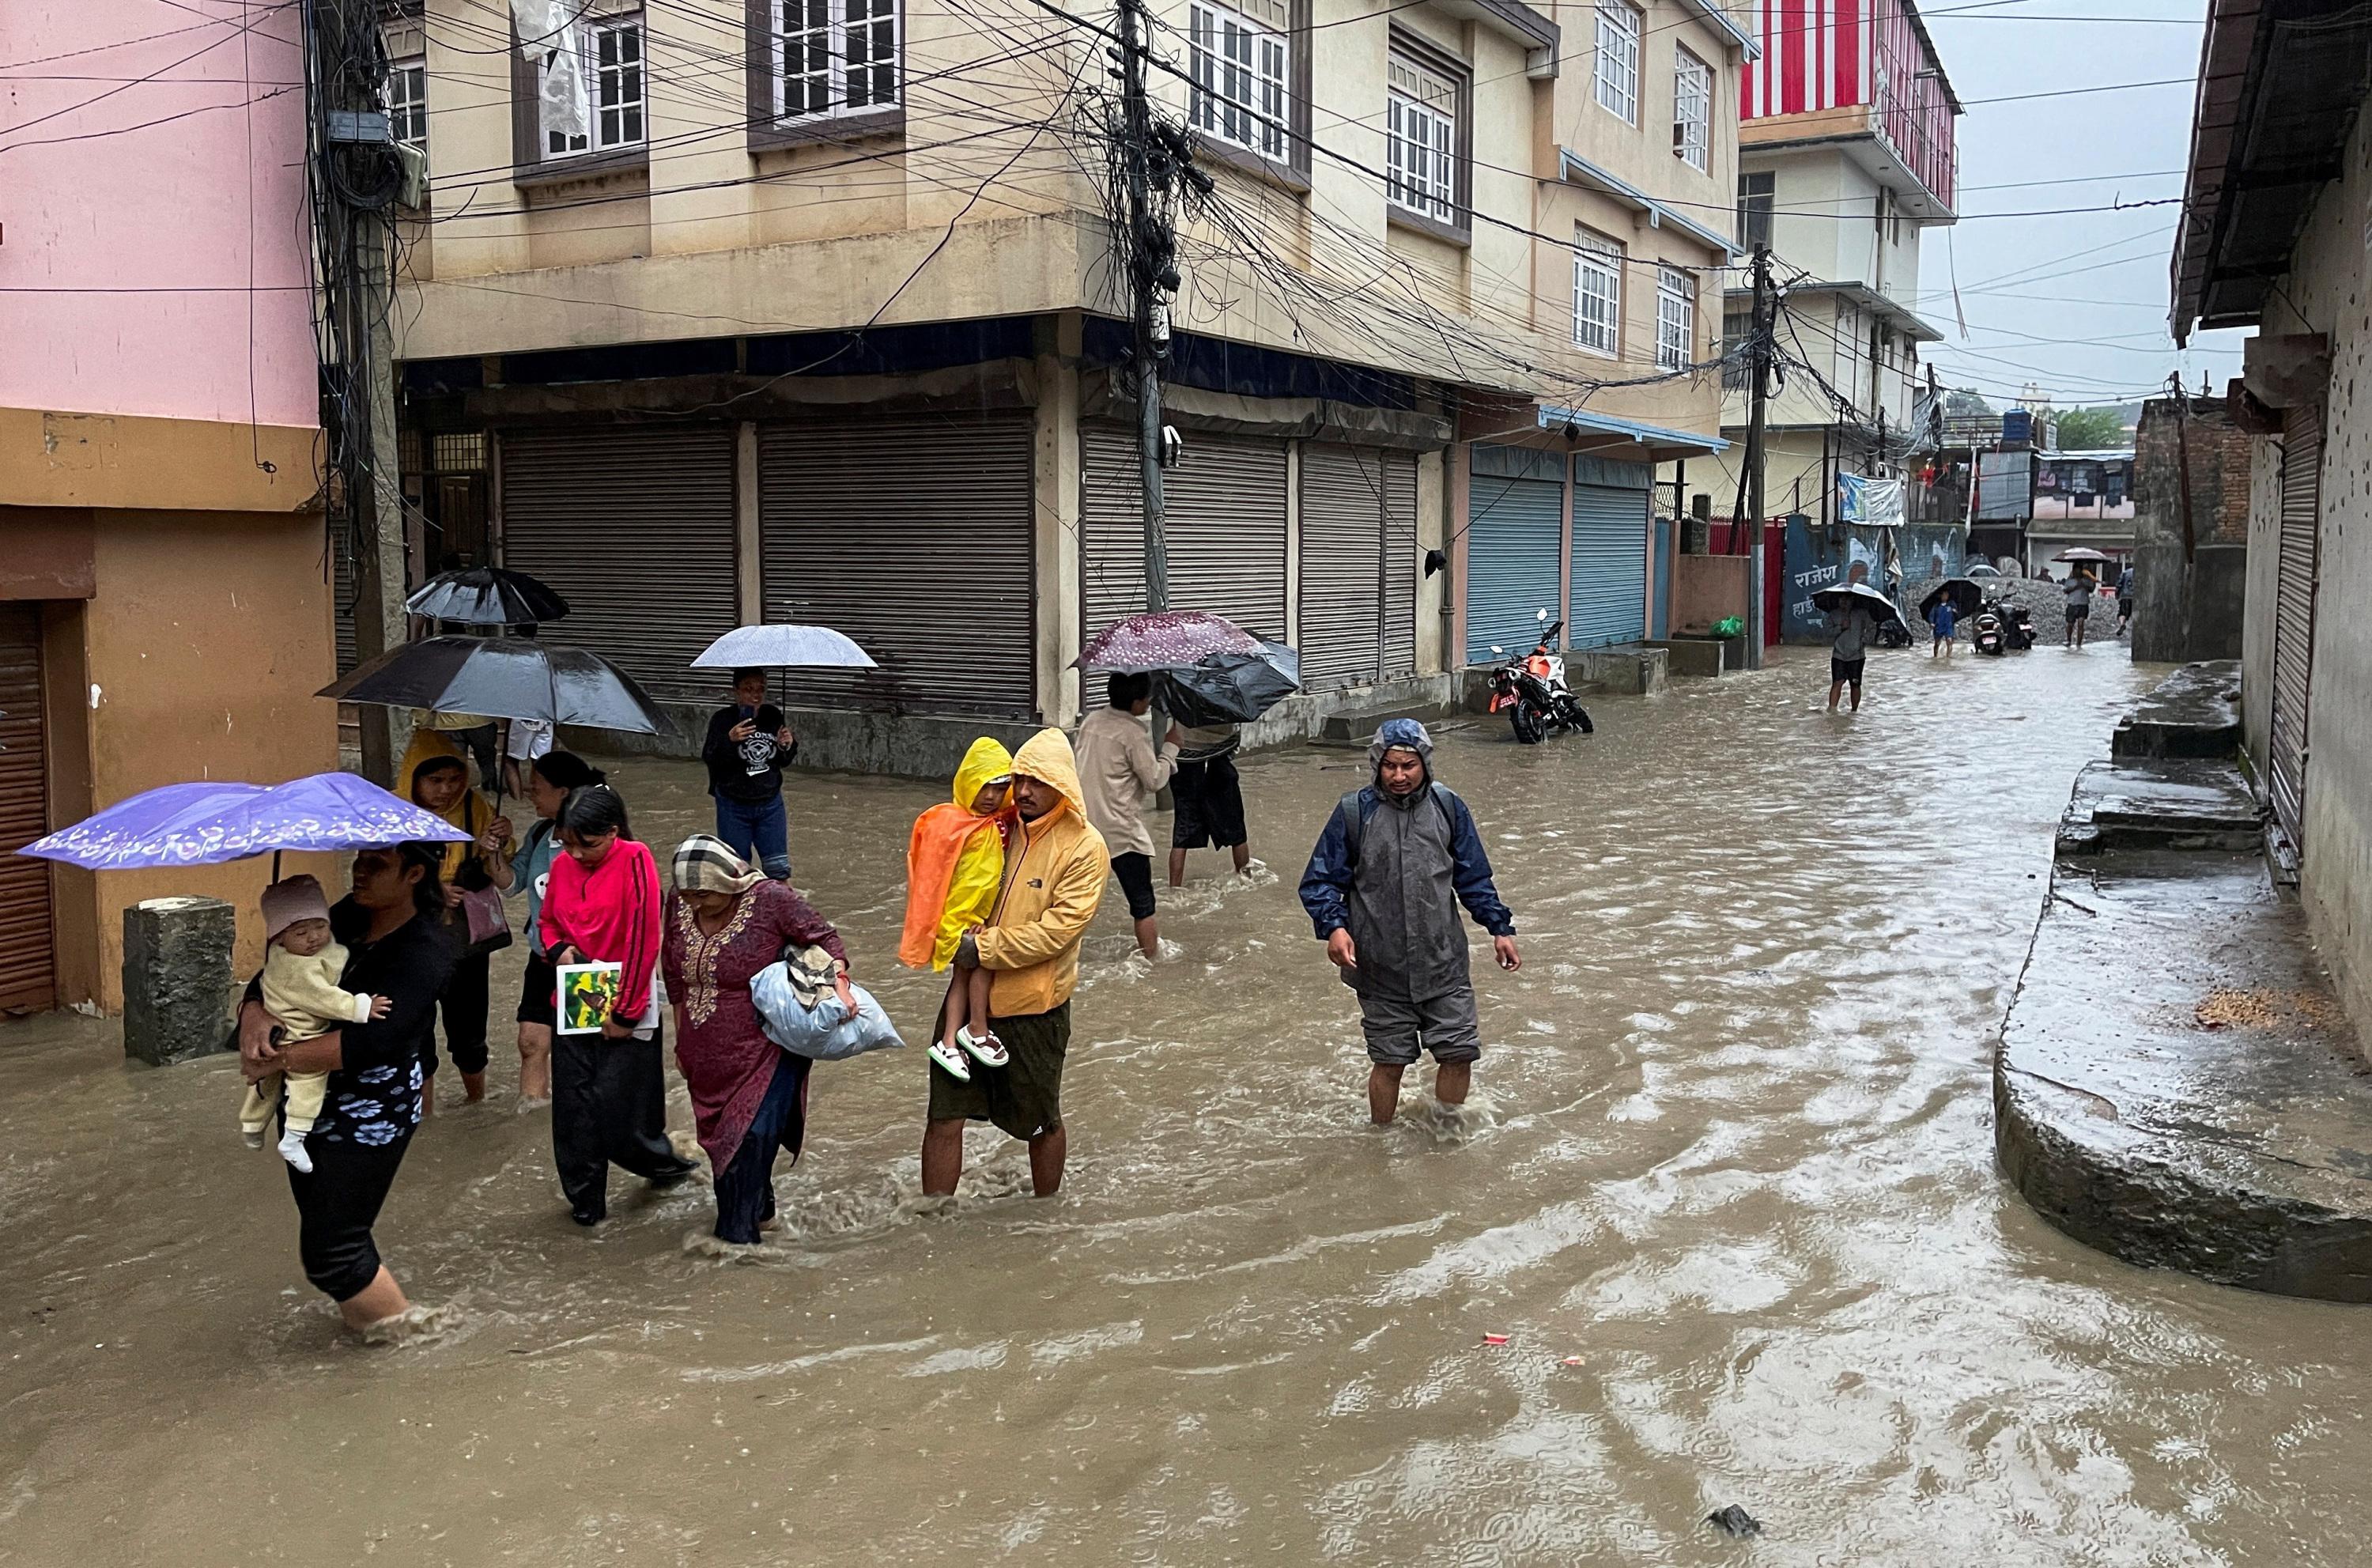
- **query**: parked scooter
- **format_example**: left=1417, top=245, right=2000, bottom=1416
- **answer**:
left=1487, top=612, right=1595, bottom=744
left=1972, top=595, right=2034, bottom=655
left=1971, top=604, right=2007, bottom=656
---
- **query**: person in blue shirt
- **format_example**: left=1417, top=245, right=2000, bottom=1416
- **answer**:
left=1929, top=594, right=1958, bottom=659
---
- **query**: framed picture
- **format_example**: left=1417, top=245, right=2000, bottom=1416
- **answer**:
left=555, top=961, right=623, bottom=1035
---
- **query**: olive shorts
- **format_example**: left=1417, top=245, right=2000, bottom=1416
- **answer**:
left=927, top=1002, right=1069, bottom=1140
left=1357, top=984, right=1482, bottom=1068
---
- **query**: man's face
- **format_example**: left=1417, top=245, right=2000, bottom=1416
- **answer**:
left=1378, top=750, right=1426, bottom=796
left=735, top=675, right=768, bottom=709
left=1014, top=775, right=1061, bottom=821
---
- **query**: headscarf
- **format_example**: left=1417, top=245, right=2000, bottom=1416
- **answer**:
left=673, top=833, right=766, bottom=896
left=396, top=730, right=491, bottom=885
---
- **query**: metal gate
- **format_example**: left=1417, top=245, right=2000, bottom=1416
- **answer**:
left=2269, top=402, right=2322, bottom=855
left=1080, top=426, right=1287, bottom=648
left=1465, top=448, right=1562, bottom=663
left=1298, top=444, right=1418, bottom=690
left=0, top=606, right=54, bottom=1013
left=761, top=414, right=1036, bottom=717
left=1569, top=457, right=1649, bottom=649
left=500, top=425, right=740, bottom=705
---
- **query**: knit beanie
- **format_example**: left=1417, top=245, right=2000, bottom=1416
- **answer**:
left=261, top=875, right=332, bottom=943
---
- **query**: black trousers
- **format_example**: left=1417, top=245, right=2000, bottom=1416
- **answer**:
left=426, top=948, right=493, bottom=1078
left=712, top=1054, right=809, bottom=1245
left=287, top=1126, right=414, bottom=1302
left=552, top=1031, right=695, bottom=1222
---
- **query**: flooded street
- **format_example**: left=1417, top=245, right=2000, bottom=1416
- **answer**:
left=7, top=644, right=2368, bottom=1566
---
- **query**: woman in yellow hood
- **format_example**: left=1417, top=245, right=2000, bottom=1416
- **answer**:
left=899, top=737, right=1014, bottom=1082
left=395, top=731, right=515, bottom=1105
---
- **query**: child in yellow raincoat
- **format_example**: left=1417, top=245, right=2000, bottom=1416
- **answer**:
left=899, top=738, right=1015, bottom=1083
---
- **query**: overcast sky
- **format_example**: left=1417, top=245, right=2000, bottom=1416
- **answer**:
left=1908, top=1, right=2244, bottom=413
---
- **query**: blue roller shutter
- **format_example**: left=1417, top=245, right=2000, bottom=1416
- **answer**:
left=1465, top=446, right=1563, bottom=663
left=1569, top=455, right=1650, bottom=649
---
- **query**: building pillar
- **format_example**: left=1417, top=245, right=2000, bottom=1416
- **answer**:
left=1283, top=440, right=1303, bottom=649
left=1415, top=446, right=1445, bottom=674
left=1447, top=441, right=1471, bottom=667
left=1032, top=319, right=1083, bottom=725
left=735, top=421, right=762, bottom=624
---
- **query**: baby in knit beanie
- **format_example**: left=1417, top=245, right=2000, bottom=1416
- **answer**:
left=236, top=875, right=389, bottom=1173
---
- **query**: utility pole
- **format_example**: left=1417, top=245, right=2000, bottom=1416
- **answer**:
left=308, top=0, right=409, bottom=781
left=1115, top=0, right=1172, bottom=615
left=1741, top=244, right=1773, bottom=670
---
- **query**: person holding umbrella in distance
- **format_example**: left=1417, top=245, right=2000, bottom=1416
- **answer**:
left=1812, top=567, right=1903, bottom=714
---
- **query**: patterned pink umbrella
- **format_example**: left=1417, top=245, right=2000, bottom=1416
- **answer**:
left=1075, top=610, right=1263, bottom=671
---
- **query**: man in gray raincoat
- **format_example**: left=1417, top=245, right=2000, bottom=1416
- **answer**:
left=1297, top=720, right=1520, bottom=1124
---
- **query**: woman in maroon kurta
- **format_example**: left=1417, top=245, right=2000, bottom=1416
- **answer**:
left=661, top=834, right=851, bottom=1244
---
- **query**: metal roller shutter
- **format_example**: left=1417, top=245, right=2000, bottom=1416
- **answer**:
left=761, top=414, right=1035, bottom=717
left=1464, top=467, right=1562, bottom=663
left=0, top=606, right=54, bottom=1013
left=1299, top=444, right=1418, bottom=690
left=1569, top=470, right=1649, bottom=649
left=1080, top=425, right=1288, bottom=645
left=2270, top=402, right=2321, bottom=856
left=500, top=426, right=740, bottom=705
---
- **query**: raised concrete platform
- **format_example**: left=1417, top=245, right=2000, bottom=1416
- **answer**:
left=2111, top=659, right=2242, bottom=758
left=1996, top=851, right=2372, bottom=1302
left=1640, top=637, right=1732, bottom=678
left=2056, top=758, right=2264, bottom=856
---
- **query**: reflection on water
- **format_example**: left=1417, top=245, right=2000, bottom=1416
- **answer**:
left=1, top=646, right=2359, bottom=1565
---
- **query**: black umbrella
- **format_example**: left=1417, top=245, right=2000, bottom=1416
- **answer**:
left=318, top=636, right=675, bottom=736
left=404, top=567, right=570, bottom=628
left=1920, top=579, right=1985, bottom=621
left=1156, top=640, right=1301, bottom=725
left=1810, top=580, right=1906, bottom=629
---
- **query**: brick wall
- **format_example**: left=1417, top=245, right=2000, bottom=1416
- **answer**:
left=2134, top=395, right=2251, bottom=549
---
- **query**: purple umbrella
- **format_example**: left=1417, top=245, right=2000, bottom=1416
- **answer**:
left=1075, top=610, right=1263, bottom=671
left=19, top=771, right=473, bottom=871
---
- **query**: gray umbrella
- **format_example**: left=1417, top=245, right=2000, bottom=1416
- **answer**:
left=692, top=624, right=877, bottom=669
left=318, top=636, right=677, bottom=735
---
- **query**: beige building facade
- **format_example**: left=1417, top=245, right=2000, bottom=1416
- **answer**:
left=383, top=0, right=1751, bottom=765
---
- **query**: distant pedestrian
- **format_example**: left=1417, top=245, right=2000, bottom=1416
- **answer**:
left=1075, top=671, right=1180, bottom=960
left=537, top=782, right=697, bottom=1226
left=2063, top=570, right=2096, bottom=648
left=920, top=729, right=1107, bottom=1200
left=1826, top=599, right=1879, bottom=712
left=2116, top=564, right=2135, bottom=639
left=1298, top=720, right=1520, bottom=1128
left=397, top=732, right=513, bottom=1109
left=1928, top=595, right=1957, bottom=659
left=701, top=668, right=797, bottom=880
left=494, top=749, right=607, bottom=1109
left=1169, top=717, right=1252, bottom=886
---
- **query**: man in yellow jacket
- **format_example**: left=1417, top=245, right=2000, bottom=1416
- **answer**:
left=921, top=727, right=1109, bottom=1199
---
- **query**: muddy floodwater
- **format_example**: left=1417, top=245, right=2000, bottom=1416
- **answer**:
left=5, top=646, right=2367, bottom=1566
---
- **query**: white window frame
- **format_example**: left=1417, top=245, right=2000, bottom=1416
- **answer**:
left=1736, top=169, right=1774, bottom=250
left=1190, top=0, right=1289, bottom=161
left=1386, top=49, right=1457, bottom=225
left=1672, top=48, right=1710, bottom=171
left=386, top=55, right=428, bottom=149
left=1573, top=235, right=1622, bottom=357
left=1656, top=266, right=1694, bottom=371
left=542, top=13, right=644, bottom=157
left=1593, top=0, right=1640, bottom=124
left=775, top=0, right=901, bottom=122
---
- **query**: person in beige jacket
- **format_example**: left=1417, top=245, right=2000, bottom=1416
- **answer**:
left=1072, top=671, right=1180, bottom=959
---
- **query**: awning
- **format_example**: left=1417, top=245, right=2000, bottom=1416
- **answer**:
left=1535, top=403, right=1729, bottom=461
left=1558, top=149, right=1739, bottom=260
left=1728, top=279, right=1943, bottom=343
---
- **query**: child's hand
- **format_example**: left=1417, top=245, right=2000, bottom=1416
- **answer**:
left=368, top=995, right=393, bottom=1021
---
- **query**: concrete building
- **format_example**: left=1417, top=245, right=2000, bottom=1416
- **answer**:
left=2171, top=0, right=2372, bottom=1041
left=2025, top=448, right=2135, bottom=576
left=2129, top=396, right=2248, bottom=663
left=1698, top=0, right=1958, bottom=526
left=380, top=0, right=1753, bottom=766
left=0, top=3, right=333, bottom=1014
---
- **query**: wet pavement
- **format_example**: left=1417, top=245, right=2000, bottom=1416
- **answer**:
left=6, top=642, right=2370, bottom=1566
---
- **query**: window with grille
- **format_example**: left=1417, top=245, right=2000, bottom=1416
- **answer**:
left=1672, top=49, right=1709, bottom=170
left=1736, top=169, right=1773, bottom=249
left=1594, top=0, right=1640, bottom=123
left=387, top=56, right=427, bottom=149
left=1573, top=236, right=1621, bottom=357
left=777, top=0, right=900, bottom=119
left=1656, top=266, right=1694, bottom=370
left=1191, top=0, right=1290, bottom=160
left=1386, top=49, right=1458, bottom=224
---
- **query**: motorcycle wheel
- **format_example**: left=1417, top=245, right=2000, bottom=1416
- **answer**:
left=1566, top=701, right=1595, bottom=735
left=1510, top=704, right=1545, bottom=745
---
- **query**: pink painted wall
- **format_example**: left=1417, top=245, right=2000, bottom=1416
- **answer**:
left=0, top=1, right=318, bottom=429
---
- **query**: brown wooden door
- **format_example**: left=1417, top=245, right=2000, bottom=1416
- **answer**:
left=0, top=606, right=55, bottom=1013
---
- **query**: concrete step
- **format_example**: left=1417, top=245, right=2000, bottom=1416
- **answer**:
left=2112, top=659, right=2242, bottom=759
left=2057, top=757, right=2263, bottom=856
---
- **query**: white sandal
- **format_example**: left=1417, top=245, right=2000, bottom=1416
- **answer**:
left=957, top=1026, right=1010, bottom=1068
left=927, top=1040, right=973, bottom=1081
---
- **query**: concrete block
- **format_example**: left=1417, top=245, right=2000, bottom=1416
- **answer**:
left=121, top=897, right=236, bottom=1067
left=2111, top=660, right=2242, bottom=759
left=1641, top=637, right=1728, bottom=678
left=1571, top=646, right=1668, bottom=696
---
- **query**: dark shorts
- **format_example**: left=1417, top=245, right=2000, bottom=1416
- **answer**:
left=2117, top=596, right=2134, bottom=618
left=2066, top=603, right=2090, bottom=625
left=927, top=1002, right=1069, bottom=1140
left=1171, top=756, right=1248, bottom=851
left=516, top=950, right=557, bottom=1028
left=1830, top=655, right=1866, bottom=686
left=1358, top=984, right=1482, bottom=1068
left=1111, top=852, right=1158, bottom=920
